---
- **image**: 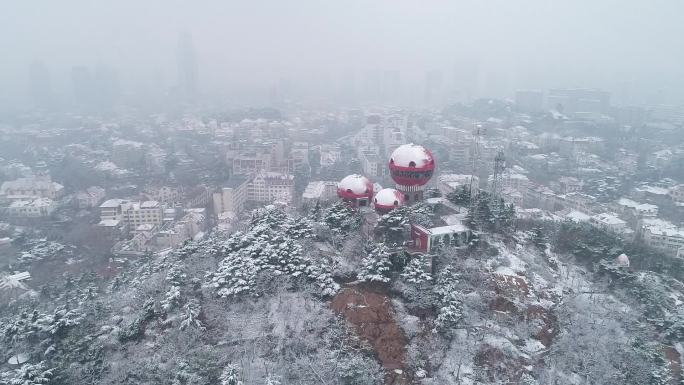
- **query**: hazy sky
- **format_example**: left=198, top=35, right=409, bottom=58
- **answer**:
left=2, top=0, right=684, bottom=105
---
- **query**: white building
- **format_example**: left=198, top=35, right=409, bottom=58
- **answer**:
left=555, top=192, right=597, bottom=214
left=75, top=186, right=106, bottom=209
left=523, top=183, right=557, bottom=211
left=669, top=184, right=684, bottom=205
left=613, top=198, right=658, bottom=219
left=589, top=213, right=633, bottom=239
left=1, top=175, right=63, bottom=200
left=438, top=174, right=479, bottom=196
left=98, top=199, right=162, bottom=228
left=302, top=181, right=338, bottom=204
left=6, top=198, right=56, bottom=218
left=247, top=171, right=294, bottom=204
left=99, top=199, right=129, bottom=223
left=212, top=176, right=249, bottom=215
left=122, top=201, right=163, bottom=228
left=641, top=218, right=684, bottom=256
left=557, top=176, right=583, bottom=194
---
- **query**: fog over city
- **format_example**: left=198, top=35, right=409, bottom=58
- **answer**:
left=2, top=2, right=684, bottom=385
left=2, top=1, right=684, bottom=108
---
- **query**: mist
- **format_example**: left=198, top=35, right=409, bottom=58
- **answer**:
left=2, top=0, right=684, bottom=107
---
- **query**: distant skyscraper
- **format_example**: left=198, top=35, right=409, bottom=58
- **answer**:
left=28, top=60, right=52, bottom=109
left=71, top=65, right=94, bottom=107
left=176, top=32, right=198, bottom=100
left=453, top=60, right=478, bottom=103
left=424, top=69, right=443, bottom=105
left=94, top=63, right=120, bottom=108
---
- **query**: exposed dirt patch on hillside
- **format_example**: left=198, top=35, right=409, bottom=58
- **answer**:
left=331, top=285, right=410, bottom=385
left=664, top=346, right=682, bottom=385
left=474, top=344, right=528, bottom=383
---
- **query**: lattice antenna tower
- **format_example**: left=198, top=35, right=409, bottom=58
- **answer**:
left=468, top=122, right=483, bottom=199
left=490, top=150, right=506, bottom=200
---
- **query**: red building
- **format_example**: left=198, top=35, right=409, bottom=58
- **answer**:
left=388, top=143, right=435, bottom=204
left=373, top=188, right=405, bottom=214
left=337, top=174, right=373, bottom=207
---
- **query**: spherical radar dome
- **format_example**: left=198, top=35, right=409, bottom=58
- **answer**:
left=388, top=143, right=435, bottom=186
left=373, top=188, right=405, bottom=213
left=337, top=174, right=373, bottom=200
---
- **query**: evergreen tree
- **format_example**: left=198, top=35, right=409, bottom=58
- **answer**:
left=358, top=243, right=393, bottom=283
left=401, top=256, right=432, bottom=284
left=531, top=225, right=547, bottom=250
left=308, top=200, right=322, bottom=221
left=219, top=365, right=243, bottom=385
left=0, top=361, right=54, bottom=385
left=446, top=185, right=471, bottom=206
left=250, top=205, right=287, bottom=229
left=323, top=201, right=361, bottom=234
left=376, top=206, right=409, bottom=246
left=433, top=266, right=464, bottom=333
left=408, top=202, right=433, bottom=227
left=283, top=216, right=315, bottom=240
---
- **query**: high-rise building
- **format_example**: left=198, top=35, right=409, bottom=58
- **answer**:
left=176, top=32, right=198, bottom=100
left=424, top=69, right=443, bottom=105
left=28, top=60, right=52, bottom=109
left=93, top=63, right=120, bottom=108
left=71, top=66, right=94, bottom=107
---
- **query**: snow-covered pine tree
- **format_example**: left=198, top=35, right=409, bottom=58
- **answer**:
left=408, top=202, right=433, bottom=228
left=446, top=185, right=471, bottom=206
left=531, top=225, right=547, bottom=250
left=0, top=361, right=54, bottom=385
left=401, top=256, right=433, bottom=284
left=250, top=205, right=287, bottom=230
left=357, top=243, right=393, bottom=283
left=433, top=266, right=464, bottom=333
left=283, top=215, right=315, bottom=240
left=376, top=206, right=409, bottom=246
left=179, top=299, right=204, bottom=331
left=323, top=201, right=360, bottom=234
left=219, top=365, right=243, bottom=385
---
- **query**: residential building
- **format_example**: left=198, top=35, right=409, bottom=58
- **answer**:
left=6, top=198, right=56, bottom=218
left=589, top=213, right=634, bottom=239
left=302, top=181, right=338, bottom=204
left=438, top=174, right=479, bottom=196
left=641, top=219, right=684, bottom=256
left=212, top=176, right=249, bottom=215
left=555, top=192, right=597, bottom=213
left=247, top=171, right=294, bottom=204
left=523, top=183, right=556, bottom=210
left=1, top=175, right=64, bottom=200
left=613, top=198, right=658, bottom=221
left=669, top=184, right=684, bottom=205
left=75, top=186, right=106, bottom=209
left=122, top=201, right=163, bottom=228
left=557, top=177, right=583, bottom=194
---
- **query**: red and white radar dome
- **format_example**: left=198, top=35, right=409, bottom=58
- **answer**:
left=388, top=143, right=435, bottom=186
left=374, top=188, right=405, bottom=213
left=337, top=174, right=373, bottom=200
left=615, top=253, right=630, bottom=267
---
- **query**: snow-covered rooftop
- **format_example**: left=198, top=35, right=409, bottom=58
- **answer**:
left=428, top=223, right=467, bottom=235
left=338, top=174, right=372, bottom=195
left=389, top=143, right=433, bottom=168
